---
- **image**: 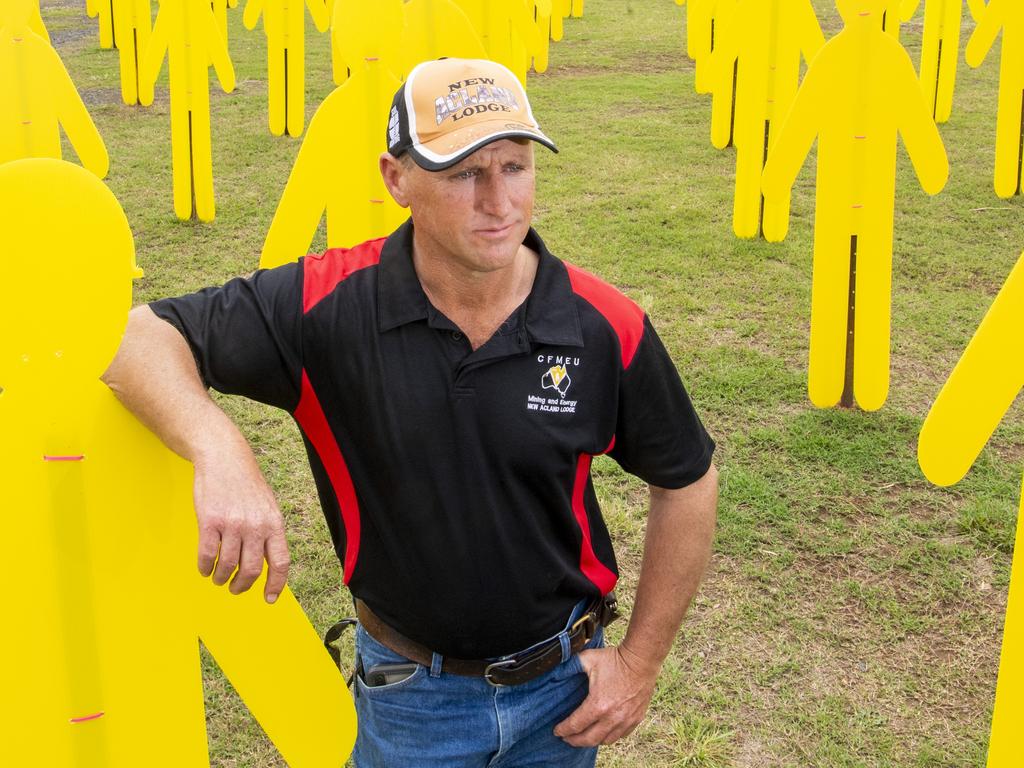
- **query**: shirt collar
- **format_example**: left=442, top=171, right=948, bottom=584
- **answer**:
left=377, top=219, right=584, bottom=349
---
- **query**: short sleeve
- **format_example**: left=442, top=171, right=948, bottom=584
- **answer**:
left=607, top=316, right=715, bottom=488
left=149, top=262, right=304, bottom=411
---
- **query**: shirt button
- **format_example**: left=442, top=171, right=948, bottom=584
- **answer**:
left=451, top=331, right=463, bottom=342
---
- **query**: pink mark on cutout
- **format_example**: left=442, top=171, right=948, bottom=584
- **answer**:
left=70, top=712, right=104, bottom=724
left=43, top=455, right=85, bottom=462
left=852, top=204, right=864, bottom=209
left=365, top=57, right=379, bottom=62
left=13, top=37, right=23, bottom=42
left=854, top=135, right=867, bottom=139
left=859, top=11, right=871, bottom=16
left=22, top=121, right=32, bottom=125
left=369, top=199, right=385, bottom=204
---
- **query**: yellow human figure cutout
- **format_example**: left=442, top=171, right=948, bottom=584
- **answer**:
left=243, top=0, right=329, bottom=138
left=399, top=0, right=487, bottom=79
left=761, top=0, right=948, bottom=411
left=111, top=1, right=152, bottom=105
left=917, top=253, right=1024, bottom=767
left=967, top=0, right=1024, bottom=198
left=211, top=0, right=238, bottom=47
left=0, top=0, right=109, bottom=178
left=87, top=0, right=116, bottom=49
left=571, top=0, right=584, bottom=16
left=0, top=158, right=356, bottom=767
left=140, top=0, right=235, bottom=222
left=329, top=0, right=402, bottom=86
left=260, top=0, right=406, bottom=269
left=900, top=0, right=986, bottom=122
left=706, top=0, right=824, bottom=238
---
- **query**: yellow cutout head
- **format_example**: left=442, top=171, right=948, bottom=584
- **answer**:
left=0, top=159, right=140, bottom=389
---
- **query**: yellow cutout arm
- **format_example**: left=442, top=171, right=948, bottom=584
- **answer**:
left=307, top=0, right=330, bottom=32
left=29, top=2, right=50, bottom=44
left=918, top=254, right=1024, bottom=487
left=897, top=61, right=949, bottom=195
left=51, top=52, right=110, bottom=179
left=86, top=0, right=114, bottom=48
left=206, top=8, right=236, bottom=93
left=533, top=0, right=553, bottom=73
left=968, top=0, right=986, bottom=22
left=242, top=0, right=264, bottom=30
left=704, top=1, right=739, bottom=149
left=760, top=58, right=823, bottom=242
left=965, top=0, right=1003, bottom=69
left=138, top=7, right=169, bottom=107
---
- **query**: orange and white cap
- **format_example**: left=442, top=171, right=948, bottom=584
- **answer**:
left=386, top=58, right=558, bottom=171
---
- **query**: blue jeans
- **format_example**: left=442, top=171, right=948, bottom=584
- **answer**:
left=351, top=602, right=604, bottom=767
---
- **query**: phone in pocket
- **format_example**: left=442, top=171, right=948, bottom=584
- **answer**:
left=363, top=662, right=419, bottom=687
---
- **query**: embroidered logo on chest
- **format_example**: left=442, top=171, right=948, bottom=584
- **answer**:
left=526, top=355, right=580, bottom=415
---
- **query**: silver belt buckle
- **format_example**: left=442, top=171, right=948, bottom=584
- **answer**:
left=483, top=658, right=517, bottom=687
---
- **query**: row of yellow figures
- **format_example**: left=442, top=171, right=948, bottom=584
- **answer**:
left=682, top=0, right=1024, bottom=244
left=671, top=0, right=1024, bottom=413
left=84, top=0, right=583, bottom=133
left=0, top=158, right=357, bottom=766
left=1, top=0, right=583, bottom=225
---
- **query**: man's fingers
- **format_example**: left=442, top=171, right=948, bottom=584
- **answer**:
left=554, top=695, right=599, bottom=740
left=230, top=534, right=266, bottom=595
left=212, top=530, right=241, bottom=585
left=197, top=524, right=221, bottom=577
left=263, top=527, right=290, bottom=603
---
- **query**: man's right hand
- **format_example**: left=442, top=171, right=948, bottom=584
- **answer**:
left=193, top=450, right=290, bottom=603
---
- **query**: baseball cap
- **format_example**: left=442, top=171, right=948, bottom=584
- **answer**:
left=386, top=58, right=558, bottom=171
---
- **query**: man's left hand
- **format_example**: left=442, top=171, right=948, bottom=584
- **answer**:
left=553, top=644, right=660, bottom=747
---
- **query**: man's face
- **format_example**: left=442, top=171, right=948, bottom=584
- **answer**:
left=386, top=139, right=536, bottom=275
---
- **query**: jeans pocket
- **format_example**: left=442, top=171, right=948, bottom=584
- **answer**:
left=354, top=624, right=428, bottom=696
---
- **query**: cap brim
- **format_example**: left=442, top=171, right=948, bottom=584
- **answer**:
left=408, top=120, right=559, bottom=171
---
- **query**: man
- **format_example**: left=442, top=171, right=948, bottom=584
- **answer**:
left=103, top=58, right=718, bottom=766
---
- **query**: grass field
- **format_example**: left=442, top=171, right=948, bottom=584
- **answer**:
left=36, top=0, right=1024, bottom=765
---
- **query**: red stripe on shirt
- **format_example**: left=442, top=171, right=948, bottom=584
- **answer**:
left=294, top=370, right=361, bottom=583
left=303, top=237, right=387, bottom=314
left=564, top=263, right=645, bottom=369
left=571, top=452, right=618, bottom=594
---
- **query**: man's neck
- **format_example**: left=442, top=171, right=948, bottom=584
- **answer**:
left=411, top=235, right=539, bottom=349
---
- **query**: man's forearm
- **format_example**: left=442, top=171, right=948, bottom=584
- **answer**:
left=619, top=466, right=719, bottom=675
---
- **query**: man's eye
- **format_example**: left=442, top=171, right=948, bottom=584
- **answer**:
left=453, top=169, right=477, bottom=180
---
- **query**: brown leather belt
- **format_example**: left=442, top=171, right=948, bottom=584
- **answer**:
left=355, top=595, right=618, bottom=687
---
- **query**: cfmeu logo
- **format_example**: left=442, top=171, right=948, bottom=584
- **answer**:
left=542, top=364, right=571, bottom=396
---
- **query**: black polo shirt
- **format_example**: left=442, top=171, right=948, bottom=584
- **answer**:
left=151, top=219, right=714, bottom=658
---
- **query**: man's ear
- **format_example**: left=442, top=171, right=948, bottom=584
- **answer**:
left=379, top=153, right=411, bottom=209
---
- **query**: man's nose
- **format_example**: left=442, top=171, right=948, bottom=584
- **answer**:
left=475, top=173, right=512, bottom=217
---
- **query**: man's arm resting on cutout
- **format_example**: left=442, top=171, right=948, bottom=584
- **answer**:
left=555, top=464, right=718, bottom=746
left=101, top=305, right=289, bottom=602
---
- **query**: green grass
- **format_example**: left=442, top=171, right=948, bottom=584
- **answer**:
left=38, top=0, right=1024, bottom=765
